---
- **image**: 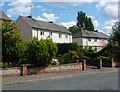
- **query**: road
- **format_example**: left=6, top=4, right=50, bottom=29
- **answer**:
left=3, top=71, right=118, bottom=90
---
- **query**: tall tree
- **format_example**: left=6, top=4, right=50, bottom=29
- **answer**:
left=2, top=20, right=25, bottom=66
left=77, top=11, right=94, bottom=31
left=68, top=25, right=80, bottom=34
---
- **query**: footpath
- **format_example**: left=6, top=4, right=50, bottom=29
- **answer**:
left=2, top=66, right=118, bottom=85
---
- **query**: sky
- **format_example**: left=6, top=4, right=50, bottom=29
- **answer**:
left=0, top=0, right=119, bottom=35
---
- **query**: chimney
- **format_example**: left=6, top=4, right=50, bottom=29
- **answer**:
left=94, top=30, right=98, bottom=32
left=48, top=21, right=53, bottom=23
left=27, top=16, right=32, bottom=19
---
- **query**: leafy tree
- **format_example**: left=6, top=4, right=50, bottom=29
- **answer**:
left=77, top=11, right=94, bottom=31
left=68, top=25, right=80, bottom=34
left=25, top=37, right=58, bottom=66
left=2, top=20, right=25, bottom=66
left=98, top=22, right=120, bottom=62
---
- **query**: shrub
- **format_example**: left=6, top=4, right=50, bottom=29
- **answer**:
left=48, top=58, right=59, bottom=66
left=57, top=42, right=79, bottom=55
left=2, top=21, right=25, bottom=66
left=25, top=37, right=58, bottom=66
left=59, top=51, right=80, bottom=64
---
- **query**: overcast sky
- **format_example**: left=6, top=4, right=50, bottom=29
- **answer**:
left=0, top=0, right=119, bottom=35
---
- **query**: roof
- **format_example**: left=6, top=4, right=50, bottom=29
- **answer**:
left=18, top=16, right=72, bottom=34
left=73, top=30, right=109, bottom=39
left=0, top=9, right=11, bottom=20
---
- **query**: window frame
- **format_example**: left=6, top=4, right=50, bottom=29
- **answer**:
left=94, top=38, right=97, bottom=42
left=40, top=30, right=44, bottom=35
left=59, top=33, right=62, bottom=38
left=65, top=34, right=68, bottom=38
left=88, top=38, right=91, bottom=42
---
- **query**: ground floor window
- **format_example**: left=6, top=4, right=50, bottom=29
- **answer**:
left=94, top=46, right=97, bottom=52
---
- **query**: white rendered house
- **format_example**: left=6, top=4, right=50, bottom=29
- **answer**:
left=16, top=16, right=72, bottom=43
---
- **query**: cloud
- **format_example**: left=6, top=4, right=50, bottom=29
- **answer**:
left=87, top=15, right=94, bottom=19
left=104, top=4, right=118, bottom=19
left=36, top=13, right=59, bottom=22
left=36, top=5, right=42, bottom=8
left=103, top=19, right=118, bottom=26
left=60, top=21, right=76, bottom=28
left=0, top=2, right=4, bottom=7
left=7, top=0, right=33, bottom=18
left=42, top=13, right=59, bottom=22
left=37, top=16, right=46, bottom=21
left=93, top=20, right=99, bottom=28
left=103, top=26, right=112, bottom=35
left=96, top=1, right=119, bottom=19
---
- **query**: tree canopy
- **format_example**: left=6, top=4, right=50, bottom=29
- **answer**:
left=2, top=20, right=25, bottom=66
left=77, top=11, right=94, bottom=31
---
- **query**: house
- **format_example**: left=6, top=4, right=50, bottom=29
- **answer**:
left=0, top=9, right=11, bottom=21
left=16, top=16, right=72, bottom=43
left=72, top=30, right=109, bottom=52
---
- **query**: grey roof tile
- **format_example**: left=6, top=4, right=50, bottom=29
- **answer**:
left=0, top=9, right=11, bottom=20
left=73, top=30, right=109, bottom=39
left=20, top=16, right=72, bottom=34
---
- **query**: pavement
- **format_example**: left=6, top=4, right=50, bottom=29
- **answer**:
left=2, top=66, right=119, bottom=86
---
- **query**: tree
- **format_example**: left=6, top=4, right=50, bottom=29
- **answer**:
left=25, top=37, right=58, bottom=66
left=98, top=22, right=120, bottom=62
left=77, top=11, right=94, bottom=31
left=2, top=20, right=25, bottom=66
left=68, top=25, right=80, bottom=34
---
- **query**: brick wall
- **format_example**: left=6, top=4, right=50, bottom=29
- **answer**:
left=1, top=63, right=83, bottom=77
left=27, top=63, right=82, bottom=75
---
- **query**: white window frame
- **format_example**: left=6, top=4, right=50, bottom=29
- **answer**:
left=59, top=33, right=62, bottom=38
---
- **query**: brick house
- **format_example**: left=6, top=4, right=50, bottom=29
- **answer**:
left=16, top=16, right=72, bottom=43
left=72, top=30, right=109, bottom=52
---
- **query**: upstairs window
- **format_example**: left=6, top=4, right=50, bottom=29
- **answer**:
left=40, top=30, right=44, bottom=35
left=88, top=38, right=91, bottom=41
left=59, top=33, right=62, bottom=38
left=102, top=39, right=104, bottom=42
left=65, top=34, right=68, bottom=38
left=94, top=38, right=97, bottom=42
left=49, top=32, right=52, bottom=36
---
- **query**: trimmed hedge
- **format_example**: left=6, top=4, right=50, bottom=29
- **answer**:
left=57, top=42, right=79, bottom=55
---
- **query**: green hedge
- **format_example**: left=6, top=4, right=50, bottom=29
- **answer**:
left=57, top=42, right=79, bottom=55
left=25, top=37, right=58, bottom=66
left=59, top=51, right=79, bottom=64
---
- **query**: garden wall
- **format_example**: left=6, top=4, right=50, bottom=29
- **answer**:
left=1, top=67, right=20, bottom=77
left=27, top=63, right=82, bottom=75
left=1, top=63, right=82, bottom=77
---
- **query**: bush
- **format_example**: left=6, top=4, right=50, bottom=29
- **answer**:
left=25, top=37, right=58, bottom=66
left=48, top=58, right=59, bottom=66
left=79, top=49, right=98, bottom=58
left=2, top=21, right=25, bottom=66
left=59, top=51, right=80, bottom=64
left=57, top=42, right=79, bottom=55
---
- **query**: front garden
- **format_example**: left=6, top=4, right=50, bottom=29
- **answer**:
left=1, top=19, right=120, bottom=69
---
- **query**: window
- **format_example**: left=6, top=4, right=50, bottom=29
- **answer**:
left=59, top=33, right=62, bottom=38
left=65, top=34, right=68, bottom=38
left=49, top=32, right=52, bottom=36
left=88, top=38, right=91, bottom=41
left=40, top=30, right=44, bottom=35
left=94, top=46, right=97, bottom=52
left=94, top=38, right=97, bottom=42
left=102, top=39, right=104, bottom=42
left=89, top=46, right=92, bottom=49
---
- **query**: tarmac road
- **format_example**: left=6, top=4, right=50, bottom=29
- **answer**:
left=2, top=71, right=118, bottom=90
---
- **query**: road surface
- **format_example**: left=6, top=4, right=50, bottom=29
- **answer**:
left=3, top=71, right=118, bottom=90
